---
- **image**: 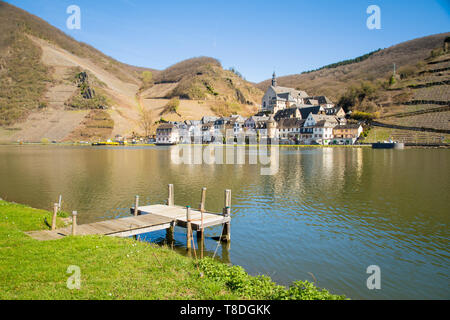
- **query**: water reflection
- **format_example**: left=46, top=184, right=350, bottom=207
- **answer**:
left=0, top=145, right=448, bottom=299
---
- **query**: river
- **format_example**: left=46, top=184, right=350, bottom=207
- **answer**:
left=0, top=145, right=448, bottom=299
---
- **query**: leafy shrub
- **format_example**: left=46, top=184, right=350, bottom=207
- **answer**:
left=350, top=111, right=379, bottom=121
left=338, top=82, right=377, bottom=112
left=389, top=75, right=396, bottom=86
left=160, top=97, right=180, bottom=116
left=141, top=71, right=153, bottom=85
left=198, top=258, right=345, bottom=300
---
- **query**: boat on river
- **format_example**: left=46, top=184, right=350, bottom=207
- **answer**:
left=372, top=139, right=404, bottom=149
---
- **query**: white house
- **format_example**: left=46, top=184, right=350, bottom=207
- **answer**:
left=332, top=124, right=363, bottom=145
left=201, top=123, right=215, bottom=143
left=156, top=123, right=180, bottom=145
left=301, top=113, right=340, bottom=145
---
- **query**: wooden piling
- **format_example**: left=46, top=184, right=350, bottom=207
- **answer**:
left=221, top=189, right=231, bottom=242
left=168, top=184, right=174, bottom=206
left=134, top=195, right=139, bottom=216
left=186, top=206, right=192, bottom=250
left=51, top=203, right=58, bottom=231
left=224, top=189, right=231, bottom=208
left=197, top=187, right=206, bottom=255
left=72, top=211, right=77, bottom=236
left=166, top=222, right=174, bottom=247
left=199, top=187, right=206, bottom=212
left=58, top=195, right=62, bottom=211
left=221, top=206, right=231, bottom=242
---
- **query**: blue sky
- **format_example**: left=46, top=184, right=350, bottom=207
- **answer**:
left=5, top=0, right=450, bottom=82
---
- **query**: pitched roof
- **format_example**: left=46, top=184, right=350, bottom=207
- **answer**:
left=324, top=107, right=344, bottom=116
left=310, top=96, right=334, bottom=105
left=277, top=118, right=305, bottom=129
left=201, top=116, right=219, bottom=124
left=276, top=92, right=297, bottom=102
left=271, top=86, right=309, bottom=99
left=305, top=98, right=319, bottom=105
left=313, top=120, right=336, bottom=128
left=274, top=107, right=301, bottom=121
left=310, top=114, right=339, bottom=124
left=299, top=106, right=323, bottom=119
left=157, top=123, right=175, bottom=130
left=246, top=116, right=269, bottom=123
left=334, top=123, right=362, bottom=129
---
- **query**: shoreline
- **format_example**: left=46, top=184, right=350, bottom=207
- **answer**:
left=0, top=199, right=345, bottom=300
left=0, top=142, right=449, bottom=149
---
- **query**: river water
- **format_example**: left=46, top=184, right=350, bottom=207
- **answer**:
left=0, top=145, right=448, bottom=299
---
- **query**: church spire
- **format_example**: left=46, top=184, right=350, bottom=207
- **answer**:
left=272, top=71, right=277, bottom=87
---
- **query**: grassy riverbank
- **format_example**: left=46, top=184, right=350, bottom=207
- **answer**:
left=0, top=200, right=345, bottom=300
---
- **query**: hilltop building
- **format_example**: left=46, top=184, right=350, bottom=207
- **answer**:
left=261, top=72, right=309, bottom=113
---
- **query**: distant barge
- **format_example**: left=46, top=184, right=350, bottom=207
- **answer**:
left=372, top=142, right=405, bottom=149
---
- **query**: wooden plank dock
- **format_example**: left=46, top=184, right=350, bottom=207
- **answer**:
left=26, top=185, right=232, bottom=245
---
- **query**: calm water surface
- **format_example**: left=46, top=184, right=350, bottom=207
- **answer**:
left=0, top=145, right=448, bottom=299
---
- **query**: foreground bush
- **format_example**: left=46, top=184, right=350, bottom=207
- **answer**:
left=198, top=258, right=346, bottom=300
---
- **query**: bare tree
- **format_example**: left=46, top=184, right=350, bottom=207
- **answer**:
left=139, top=108, right=153, bottom=138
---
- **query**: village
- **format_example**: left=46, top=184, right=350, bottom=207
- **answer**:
left=155, top=73, right=363, bottom=146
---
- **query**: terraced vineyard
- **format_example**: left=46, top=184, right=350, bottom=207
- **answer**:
left=364, top=127, right=450, bottom=144
left=381, top=111, right=450, bottom=131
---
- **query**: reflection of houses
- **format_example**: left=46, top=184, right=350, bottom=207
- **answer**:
left=156, top=123, right=179, bottom=145
left=332, top=124, right=363, bottom=145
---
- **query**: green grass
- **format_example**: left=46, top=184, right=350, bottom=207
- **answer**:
left=0, top=200, right=346, bottom=300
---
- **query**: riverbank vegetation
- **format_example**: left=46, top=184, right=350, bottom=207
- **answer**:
left=0, top=200, right=345, bottom=300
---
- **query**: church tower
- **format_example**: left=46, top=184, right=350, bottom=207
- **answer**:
left=271, top=71, right=277, bottom=87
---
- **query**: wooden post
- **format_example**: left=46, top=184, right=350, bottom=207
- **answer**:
left=72, top=211, right=77, bottom=236
left=51, top=203, right=58, bottom=231
left=58, top=195, right=62, bottom=211
left=224, top=189, right=231, bottom=208
left=221, top=189, right=231, bottom=242
left=197, top=187, right=206, bottom=252
left=199, top=187, right=206, bottom=212
left=166, top=222, right=174, bottom=247
left=186, top=206, right=192, bottom=250
left=134, top=195, right=139, bottom=216
left=221, top=206, right=231, bottom=242
left=168, top=184, right=174, bottom=206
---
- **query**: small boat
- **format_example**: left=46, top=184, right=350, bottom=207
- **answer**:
left=372, top=138, right=404, bottom=149
left=92, top=140, right=120, bottom=146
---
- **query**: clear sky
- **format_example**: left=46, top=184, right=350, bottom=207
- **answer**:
left=5, top=0, right=450, bottom=82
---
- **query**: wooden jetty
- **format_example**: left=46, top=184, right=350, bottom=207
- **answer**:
left=26, top=185, right=231, bottom=248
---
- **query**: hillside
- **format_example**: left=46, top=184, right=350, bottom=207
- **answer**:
left=139, top=57, right=262, bottom=123
left=0, top=1, right=262, bottom=142
left=257, top=33, right=449, bottom=100
left=257, top=33, right=450, bottom=144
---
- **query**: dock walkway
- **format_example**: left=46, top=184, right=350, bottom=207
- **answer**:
left=26, top=186, right=231, bottom=243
